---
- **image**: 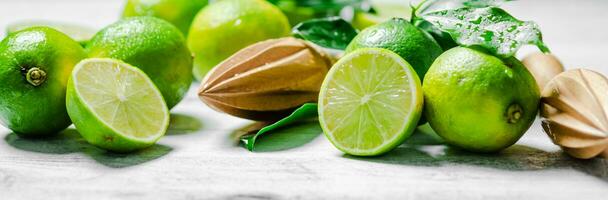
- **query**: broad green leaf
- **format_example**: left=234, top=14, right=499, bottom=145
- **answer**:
left=418, top=0, right=514, bottom=14
left=421, top=6, right=549, bottom=57
left=462, top=0, right=513, bottom=7
left=270, top=0, right=373, bottom=13
left=270, top=0, right=374, bottom=25
left=292, top=17, right=358, bottom=50
left=412, top=0, right=514, bottom=51
left=241, top=121, right=322, bottom=152
left=241, top=103, right=320, bottom=151
left=415, top=20, right=458, bottom=51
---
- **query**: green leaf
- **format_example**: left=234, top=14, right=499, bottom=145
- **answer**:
left=421, top=7, right=549, bottom=58
left=241, top=121, right=322, bottom=152
left=270, top=0, right=373, bottom=13
left=269, top=0, right=374, bottom=25
left=462, top=0, right=513, bottom=7
left=412, top=0, right=515, bottom=51
left=415, top=19, right=458, bottom=51
left=292, top=17, right=358, bottom=50
left=241, top=103, right=320, bottom=151
left=418, top=0, right=514, bottom=14
left=412, top=0, right=514, bottom=24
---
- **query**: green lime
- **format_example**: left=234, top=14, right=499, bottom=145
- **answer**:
left=6, top=20, right=96, bottom=46
left=346, top=18, right=443, bottom=81
left=319, top=48, right=423, bottom=156
left=86, top=17, right=193, bottom=109
left=122, top=0, right=208, bottom=35
left=0, top=27, right=86, bottom=136
left=423, top=47, right=540, bottom=152
left=66, top=58, right=169, bottom=152
left=187, top=0, right=291, bottom=80
left=351, top=3, right=411, bottom=30
left=272, top=1, right=346, bottom=26
left=273, top=3, right=319, bottom=26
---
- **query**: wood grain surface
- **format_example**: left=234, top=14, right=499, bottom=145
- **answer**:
left=0, top=0, right=607, bottom=199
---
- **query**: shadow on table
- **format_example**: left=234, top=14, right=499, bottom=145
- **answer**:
left=345, top=126, right=608, bottom=182
left=83, top=144, right=172, bottom=168
left=4, top=129, right=172, bottom=168
left=166, top=113, right=204, bottom=136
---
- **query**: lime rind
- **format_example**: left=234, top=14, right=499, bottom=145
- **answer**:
left=318, top=48, right=423, bottom=156
left=68, top=58, right=169, bottom=152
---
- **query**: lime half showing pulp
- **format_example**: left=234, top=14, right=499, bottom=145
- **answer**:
left=66, top=58, right=169, bottom=152
left=318, top=48, right=423, bottom=156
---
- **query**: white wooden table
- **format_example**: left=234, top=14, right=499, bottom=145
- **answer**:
left=1, top=0, right=607, bottom=199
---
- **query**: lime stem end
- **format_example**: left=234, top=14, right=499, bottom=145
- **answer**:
left=26, top=67, right=47, bottom=86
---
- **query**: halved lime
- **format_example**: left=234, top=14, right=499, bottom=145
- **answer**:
left=6, top=20, right=96, bottom=45
left=66, top=58, right=169, bottom=152
left=318, top=48, right=423, bottom=156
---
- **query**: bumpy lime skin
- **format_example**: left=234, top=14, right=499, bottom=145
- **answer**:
left=86, top=17, right=193, bottom=109
left=187, top=0, right=291, bottom=80
left=346, top=18, right=443, bottom=81
left=0, top=27, right=86, bottom=137
left=423, top=47, right=540, bottom=152
left=122, top=0, right=209, bottom=35
left=66, top=75, right=166, bottom=153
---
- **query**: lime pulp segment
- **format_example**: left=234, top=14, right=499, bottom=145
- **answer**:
left=319, top=48, right=423, bottom=156
left=72, top=58, right=169, bottom=141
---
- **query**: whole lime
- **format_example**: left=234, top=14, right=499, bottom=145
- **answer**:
left=0, top=27, right=86, bottom=136
left=86, top=17, right=193, bottom=109
left=122, top=0, right=208, bottom=35
left=423, top=47, right=540, bottom=152
left=346, top=18, right=443, bottom=80
left=187, top=0, right=291, bottom=80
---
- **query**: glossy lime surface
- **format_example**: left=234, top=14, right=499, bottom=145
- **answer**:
left=423, top=47, right=540, bottom=152
left=87, top=17, right=193, bottom=109
left=0, top=27, right=86, bottom=136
